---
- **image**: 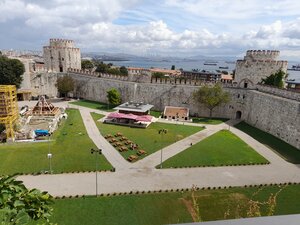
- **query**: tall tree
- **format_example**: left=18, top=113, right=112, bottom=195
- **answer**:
left=0, top=175, right=54, bottom=224
left=193, top=83, right=230, bottom=118
left=107, top=88, right=121, bottom=105
left=56, top=75, right=74, bottom=97
left=119, top=66, right=128, bottom=76
left=0, top=56, right=25, bottom=88
left=261, top=70, right=287, bottom=88
left=81, top=60, right=94, bottom=71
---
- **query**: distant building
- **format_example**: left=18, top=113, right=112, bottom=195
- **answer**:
left=43, top=38, right=81, bottom=72
left=181, top=70, right=221, bottom=81
left=127, top=67, right=151, bottom=76
left=286, top=79, right=300, bottom=92
left=149, top=68, right=181, bottom=77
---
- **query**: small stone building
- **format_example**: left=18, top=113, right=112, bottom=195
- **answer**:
left=163, top=106, right=189, bottom=121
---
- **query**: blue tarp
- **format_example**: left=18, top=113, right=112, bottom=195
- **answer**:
left=35, top=129, right=49, bottom=136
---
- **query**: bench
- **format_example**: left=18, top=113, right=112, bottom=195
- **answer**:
left=127, top=155, right=138, bottom=162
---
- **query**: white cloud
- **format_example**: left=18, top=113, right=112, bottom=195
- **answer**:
left=2, top=0, right=300, bottom=58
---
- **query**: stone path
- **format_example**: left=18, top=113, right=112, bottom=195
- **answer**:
left=17, top=102, right=300, bottom=197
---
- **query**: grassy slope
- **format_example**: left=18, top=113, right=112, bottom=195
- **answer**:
left=91, top=113, right=203, bottom=161
left=162, top=130, right=268, bottom=168
left=235, top=122, right=300, bottom=163
left=70, top=99, right=115, bottom=111
left=0, top=109, right=112, bottom=175
left=45, top=184, right=300, bottom=225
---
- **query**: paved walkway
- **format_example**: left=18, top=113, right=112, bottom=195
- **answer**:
left=17, top=102, right=300, bottom=196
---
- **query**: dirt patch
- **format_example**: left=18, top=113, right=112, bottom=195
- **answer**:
left=180, top=198, right=199, bottom=222
left=229, top=193, right=248, bottom=202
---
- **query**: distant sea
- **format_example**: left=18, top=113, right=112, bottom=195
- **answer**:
left=104, top=59, right=300, bottom=80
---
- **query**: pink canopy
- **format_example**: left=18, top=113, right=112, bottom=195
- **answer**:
left=136, top=115, right=152, bottom=122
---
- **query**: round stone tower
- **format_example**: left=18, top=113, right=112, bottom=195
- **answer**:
left=234, top=50, right=288, bottom=88
left=43, top=38, right=81, bottom=73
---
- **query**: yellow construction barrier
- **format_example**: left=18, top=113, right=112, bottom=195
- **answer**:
left=0, top=85, right=18, bottom=141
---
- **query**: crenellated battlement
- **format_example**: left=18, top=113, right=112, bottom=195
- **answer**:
left=50, top=38, right=74, bottom=43
left=49, top=38, right=75, bottom=48
left=245, top=50, right=280, bottom=61
left=67, top=68, right=129, bottom=81
left=236, top=59, right=288, bottom=66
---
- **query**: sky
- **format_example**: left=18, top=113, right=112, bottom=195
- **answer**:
left=1, top=0, right=300, bottom=59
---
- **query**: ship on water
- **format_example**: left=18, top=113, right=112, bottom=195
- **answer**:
left=204, top=61, right=218, bottom=66
left=287, top=64, right=300, bottom=71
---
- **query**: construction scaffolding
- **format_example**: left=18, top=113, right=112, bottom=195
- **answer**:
left=0, top=85, right=18, bottom=141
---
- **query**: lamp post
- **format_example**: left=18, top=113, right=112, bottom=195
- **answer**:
left=47, top=134, right=52, bottom=174
left=91, top=148, right=102, bottom=197
left=158, top=129, right=167, bottom=169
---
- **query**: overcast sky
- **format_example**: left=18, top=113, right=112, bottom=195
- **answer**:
left=1, top=0, right=300, bottom=59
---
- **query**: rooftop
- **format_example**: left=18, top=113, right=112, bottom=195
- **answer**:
left=114, top=102, right=154, bottom=113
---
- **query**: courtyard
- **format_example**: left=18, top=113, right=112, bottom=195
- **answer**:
left=1, top=100, right=300, bottom=225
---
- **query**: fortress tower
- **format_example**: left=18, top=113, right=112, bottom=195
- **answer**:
left=235, top=50, right=288, bottom=88
left=43, top=38, right=81, bottom=73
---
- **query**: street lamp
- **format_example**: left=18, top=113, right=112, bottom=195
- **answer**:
left=47, top=134, right=52, bottom=174
left=47, top=153, right=52, bottom=174
left=91, top=148, right=102, bottom=197
left=158, top=129, right=167, bottom=169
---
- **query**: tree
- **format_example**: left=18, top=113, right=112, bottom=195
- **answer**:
left=193, top=83, right=230, bottom=118
left=0, top=56, right=25, bottom=88
left=261, top=70, right=287, bottom=88
left=0, top=175, right=54, bottom=224
left=81, top=60, right=94, bottom=71
left=56, top=75, right=74, bottom=97
left=152, top=72, right=165, bottom=78
left=119, top=66, right=128, bottom=76
left=107, top=88, right=121, bottom=105
left=95, top=62, right=108, bottom=73
left=171, top=65, right=175, bottom=70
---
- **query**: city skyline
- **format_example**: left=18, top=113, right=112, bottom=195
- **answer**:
left=1, top=0, right=300, bottom=59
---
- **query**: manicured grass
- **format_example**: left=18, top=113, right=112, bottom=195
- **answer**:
left=235, top=122, right=300, bottom=163
left=162, top=130, right=268, bottom=168
left=91, top=113, right=204, bottom=161
left=70, top=99, right=116, bottom=112
left=192, top=117, right=228, bottom=125
left=150, top=110, right=162, bottom=118
left=44, top=184, right=300, bottom=225
left=0, top=109, right=112, bottom=175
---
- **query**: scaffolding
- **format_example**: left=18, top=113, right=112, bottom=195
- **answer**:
left=0, top=85, right=18, bottom=141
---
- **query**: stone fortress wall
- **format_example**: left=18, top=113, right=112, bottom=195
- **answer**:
left=43, top=39, right=81, bottom=73
left=235, top=50, right=288, bottom=88
left=30, top=48, right=300, bottom=149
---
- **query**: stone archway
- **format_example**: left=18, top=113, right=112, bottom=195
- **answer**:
left=236, top=111, right=242, bottom=119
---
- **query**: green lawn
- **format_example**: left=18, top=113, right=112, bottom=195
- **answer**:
left=0, top=109, right=112, bottom=175
left=43, top=184, right=300, bottom=225
left=91, top=113, right=204, bottom=161
left=235, top=122, right=300, bottom=163
left=70, top=99, right=116, bottom=112
left=162, top=130, right=269, bottom=168
left=192, top=117, right=228, bottom=125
